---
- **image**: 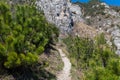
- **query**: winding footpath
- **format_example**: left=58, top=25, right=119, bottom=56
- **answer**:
left=57, top=49, right=71, bottom=80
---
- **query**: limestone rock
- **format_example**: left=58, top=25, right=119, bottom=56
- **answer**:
left=36, top=0, right=83, bottom=34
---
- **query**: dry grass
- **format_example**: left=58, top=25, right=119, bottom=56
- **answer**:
left=40, top=45, right=64, bottom=76
left=73, top=22, right=98, bottom=39
left=73, top=22, right=112, bottom=44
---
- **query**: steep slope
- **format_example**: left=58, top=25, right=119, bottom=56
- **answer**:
left=36, top=0, right=84, bottom=34
left=80, top=2, right=120, bottom=54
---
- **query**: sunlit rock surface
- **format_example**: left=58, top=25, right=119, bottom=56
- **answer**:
left=36, top=0, right=83, bottom=34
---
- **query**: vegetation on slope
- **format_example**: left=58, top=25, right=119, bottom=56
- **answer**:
left=76, top=0, right=106, bottom=16
left=0, top=1, right=60, bottom=80
left=63, top=34, right=120, bottom=80
left=0, top=1, right=59, bottom=69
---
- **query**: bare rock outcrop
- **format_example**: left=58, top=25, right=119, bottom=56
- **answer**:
left=36, top=0, right=83, bottom=34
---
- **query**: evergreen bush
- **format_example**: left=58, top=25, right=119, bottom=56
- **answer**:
left=0, top=2, right=59, bottom=68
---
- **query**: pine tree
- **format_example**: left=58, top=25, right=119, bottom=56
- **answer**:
left=0, top=2, right=59, bottom=68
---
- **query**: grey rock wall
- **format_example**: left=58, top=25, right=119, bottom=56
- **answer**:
left=36, top=0, right=83, bottom=34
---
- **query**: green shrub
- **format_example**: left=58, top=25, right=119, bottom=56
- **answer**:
left=95, top=33, right=106, bottom=46
left=63, top=34, right=120, bottom=80
left=107, top=58, right=120, bottom=75
left=94, top=67, right=118, bottom=80
left=0, top=2, right=59, bottom=68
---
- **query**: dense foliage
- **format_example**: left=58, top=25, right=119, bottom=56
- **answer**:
left=0, top=2, right=59, bottom=69
left=63, top=34, right=120, bottom=80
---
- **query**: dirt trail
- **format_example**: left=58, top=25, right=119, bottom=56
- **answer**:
left=57, top=49, right=71, bottom=80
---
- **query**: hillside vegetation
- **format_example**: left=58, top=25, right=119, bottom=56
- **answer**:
left=0, top=1, right=60, bottom=80
left=63, top=34, right=120, bottom=80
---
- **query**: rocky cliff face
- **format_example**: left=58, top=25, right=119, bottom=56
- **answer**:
left=36, top=0, right=83, bottom=34
left=83, top=3, right=120, bottom=55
